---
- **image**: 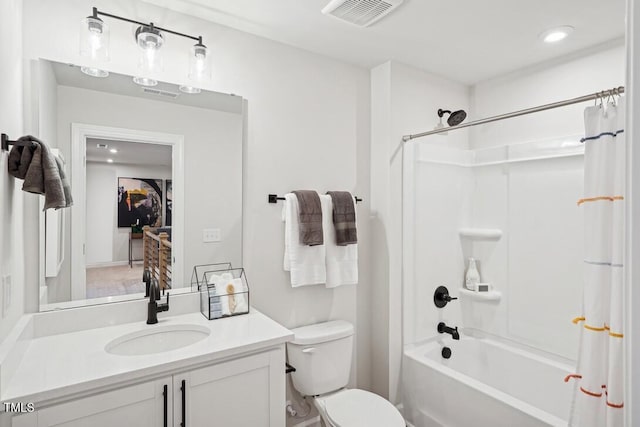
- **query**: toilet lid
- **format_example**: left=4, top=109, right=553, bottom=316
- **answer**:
left=324, top=389, right=405, bottom=427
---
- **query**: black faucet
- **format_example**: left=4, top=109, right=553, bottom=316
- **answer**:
left=437, top=322, right=460, bottom=340
left=147, top=278, right=170, bottom=325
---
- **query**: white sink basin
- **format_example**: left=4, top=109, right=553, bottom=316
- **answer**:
left=105, top=324, right=210, bottom=356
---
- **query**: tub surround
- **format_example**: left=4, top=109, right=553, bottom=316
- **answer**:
left=0, top=292, right=293, bottom=418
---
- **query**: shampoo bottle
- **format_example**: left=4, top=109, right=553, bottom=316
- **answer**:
left=465, top=258, right=480, bottom=291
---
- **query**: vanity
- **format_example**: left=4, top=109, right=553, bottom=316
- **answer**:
left=0, top=293, right=293, bottom=427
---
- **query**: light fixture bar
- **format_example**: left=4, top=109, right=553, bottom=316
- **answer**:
left=92, top=7, right=202, bottom=43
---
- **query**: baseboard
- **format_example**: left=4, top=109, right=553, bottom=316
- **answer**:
left=86, top=261, right=130, bottom=269
left=291, top=416, right=321, bottom=427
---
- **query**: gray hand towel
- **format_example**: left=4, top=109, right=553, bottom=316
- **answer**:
left=7, top=140, right=35, bottom=180
left=292, top=190, right=323, bottom=246
left=20, top=136, right=67, bottom=210
left=327, top=191, right=358, bottom=246
left=55, top=155, right=73, bottom=208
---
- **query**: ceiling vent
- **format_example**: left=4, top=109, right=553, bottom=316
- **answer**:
left=141, top=87, right=180, bottom=99
left=322, top=0, right=403, bottom=27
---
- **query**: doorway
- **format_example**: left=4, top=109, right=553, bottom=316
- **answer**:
left=70, top=124, right=184, bottom=301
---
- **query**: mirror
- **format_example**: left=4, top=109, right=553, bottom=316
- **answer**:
left=35, top=59, right=244, bottom=311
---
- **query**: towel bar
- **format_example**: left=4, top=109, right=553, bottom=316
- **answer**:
left=1, top=133, right=37, bottom=152
left=268, top=193, right=363, bottom=204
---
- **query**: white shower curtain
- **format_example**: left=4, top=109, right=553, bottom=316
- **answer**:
left=569, top=97, right=625, bottom=426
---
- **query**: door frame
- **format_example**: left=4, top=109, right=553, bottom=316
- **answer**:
left=70, top=123, right=184, bottom=300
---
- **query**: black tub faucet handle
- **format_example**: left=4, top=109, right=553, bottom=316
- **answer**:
left=434, top=286, right=457, bottom=308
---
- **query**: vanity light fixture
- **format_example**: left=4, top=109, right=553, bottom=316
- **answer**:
left=79, top=8, right=110, bottom=77
left=79, top=7, right=210, bottom=90
left=540, top=26, right=574, bottom=43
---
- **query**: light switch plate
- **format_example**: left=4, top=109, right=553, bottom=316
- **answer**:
left=203, top=228, right=221, bottom=243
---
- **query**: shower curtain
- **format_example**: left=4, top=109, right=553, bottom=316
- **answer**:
left=569, top=97, right=625, bottom=426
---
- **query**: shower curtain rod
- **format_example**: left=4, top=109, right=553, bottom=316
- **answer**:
left=402, top=86, right=625, bottom=142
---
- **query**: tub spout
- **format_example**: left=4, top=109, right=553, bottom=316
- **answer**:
left=437, top=322, right=460, bottom=340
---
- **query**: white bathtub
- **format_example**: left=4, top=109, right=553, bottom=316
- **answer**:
left=402, top=335, right=574, bottom=427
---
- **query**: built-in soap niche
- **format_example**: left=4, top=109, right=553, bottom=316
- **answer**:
left=459, top=228, right=502, bottom=300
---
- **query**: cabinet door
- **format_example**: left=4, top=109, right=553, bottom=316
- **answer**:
left=33, top=377, right=172, bottom=427
left=177, top=347, right=285, bottom=427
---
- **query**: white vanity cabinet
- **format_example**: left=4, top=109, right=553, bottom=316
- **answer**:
left=177, top=348, right=285, bottom=426
left=10, top=347, right=285, bottom=427
left=11, top=377, right=171, bottom=427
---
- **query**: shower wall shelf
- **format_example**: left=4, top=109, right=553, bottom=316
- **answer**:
left=459, top=288, right=501, bottom=302
left=458, top=228, right=502, bottom=241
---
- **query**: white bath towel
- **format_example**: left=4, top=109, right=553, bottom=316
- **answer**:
left=283, top=193, right=327, bottom=286
left=324, top=195, right=358, bottom=288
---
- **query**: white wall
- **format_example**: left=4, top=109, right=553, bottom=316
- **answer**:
left=85, top=162, right=172, bottom=266
left=470, top=43, right=626, bottom=148
left=625, top=3, right=640, bottom=425
left=371, top=61, right=470, bottom=401
left=22, top=0, right=371, bottom=420
left=0, top=0, right=26, bottom=343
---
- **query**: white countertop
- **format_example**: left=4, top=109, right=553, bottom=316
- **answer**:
left=1, top=309, right=293, bottom=406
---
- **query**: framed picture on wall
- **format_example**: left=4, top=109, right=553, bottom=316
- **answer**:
left=165, top=179, right=172, bottom=227
left=117, top=177, right=163, bottom=228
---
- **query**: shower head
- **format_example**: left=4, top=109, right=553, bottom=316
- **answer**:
left=438, top=108, right=467, bottom=127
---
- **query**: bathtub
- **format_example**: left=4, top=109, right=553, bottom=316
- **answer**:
left=402, top=335, right=574, bottom=427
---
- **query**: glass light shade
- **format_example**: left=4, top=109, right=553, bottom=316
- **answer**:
left=136, top=26, right=164, bottom=75
left=179, top=85, right=201, bottom=94
left=79, top=16, right=110, bottom=62
left=132, top=76, right=158, bottom=87
left=188, top=43, right=211, bottom=83
left=80, top=66, right=109, bottom=78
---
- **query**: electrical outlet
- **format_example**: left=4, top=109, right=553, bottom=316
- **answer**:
left=202, top=228, right=221, bottom=243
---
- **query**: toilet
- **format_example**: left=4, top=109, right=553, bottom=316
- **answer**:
left=287, top=320, right=405, bottom=427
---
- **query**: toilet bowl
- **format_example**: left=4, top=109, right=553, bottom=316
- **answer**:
left=287, top=320, right=405, bottom=427
left=313, top=388, right=405, bottom=427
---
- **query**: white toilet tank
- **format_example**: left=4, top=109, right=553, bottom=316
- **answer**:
left=287, top=320, right=354, bottom=396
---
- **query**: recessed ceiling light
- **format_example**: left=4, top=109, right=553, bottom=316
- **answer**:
left=109, top=148, right=118, bottom=153
left=540, top=26, right=574, bottom=43
left=107, top=158, right=114, bottom=163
